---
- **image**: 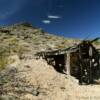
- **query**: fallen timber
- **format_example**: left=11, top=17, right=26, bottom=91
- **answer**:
left=35, top=38, right=100, bottom=85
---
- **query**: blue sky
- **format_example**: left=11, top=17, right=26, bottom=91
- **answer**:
left=0, top=0, right=100, bottom=39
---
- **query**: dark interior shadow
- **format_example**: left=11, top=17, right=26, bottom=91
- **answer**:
left=43, top=49, right=100, bottom=85
left=45, top=54, right=66, bottom=74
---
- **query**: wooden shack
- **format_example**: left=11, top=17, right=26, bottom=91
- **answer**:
left=36, top=38, right=100, bottom=84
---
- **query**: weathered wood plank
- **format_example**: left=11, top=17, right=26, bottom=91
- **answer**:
left=67, top=53, right=70, bottom=75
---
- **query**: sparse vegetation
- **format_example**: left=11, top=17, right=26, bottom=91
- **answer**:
left=94, top=39, right=100, bottom=45
left=0, top=46, right=9, bottom=70
left=0, top=23, right=100, bottom=100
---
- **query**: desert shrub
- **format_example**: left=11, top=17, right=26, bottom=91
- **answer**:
left=38, top=28, right=45, bottom=34
left=0, top=56, right=8, bottom=70
left=7, top=37, right=30, bottom=56
left=0, top=46, right=9, bottom=70
left=5, top=37, right=19, bottom=54
left=0, top=36, right=31, bottom=70
left=33, top=28, right=45, bottom=35
left=21, top=22, right=32, bottom=27
left=94, top=40, right=100, bottom=45
left=17, top=44, right=31, bottom=58
left=56, top=45, right=65, bottom=49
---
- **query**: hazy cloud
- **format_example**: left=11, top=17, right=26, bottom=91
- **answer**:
left=48, top=15, right=61, bottom=19
left=42, top=20, right=51, bottom=24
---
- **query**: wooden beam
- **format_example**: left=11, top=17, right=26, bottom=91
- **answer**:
left=67, top=53, right=71, bottom=75
left=64, top=53, right=70, bottom=75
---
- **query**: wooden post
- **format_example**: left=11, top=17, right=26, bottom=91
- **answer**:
left=67, top=53, right=71, bottom=75
left=64, top=53, right=70, bottom=75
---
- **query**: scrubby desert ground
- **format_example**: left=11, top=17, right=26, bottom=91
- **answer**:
left=0, top=23, right=100, bottom=100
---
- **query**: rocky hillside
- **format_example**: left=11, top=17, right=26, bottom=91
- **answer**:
left=0, top=22, right=80, bottom=70
left=0, top=23, right=100, bottom=100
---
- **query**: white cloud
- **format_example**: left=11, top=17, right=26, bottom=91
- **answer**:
left=42, top=20, right=51, bottom=24
left=48, top=15, right=61, bottom=19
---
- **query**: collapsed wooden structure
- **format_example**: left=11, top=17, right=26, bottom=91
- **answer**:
left=36, top=38, right=100, bottom=84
